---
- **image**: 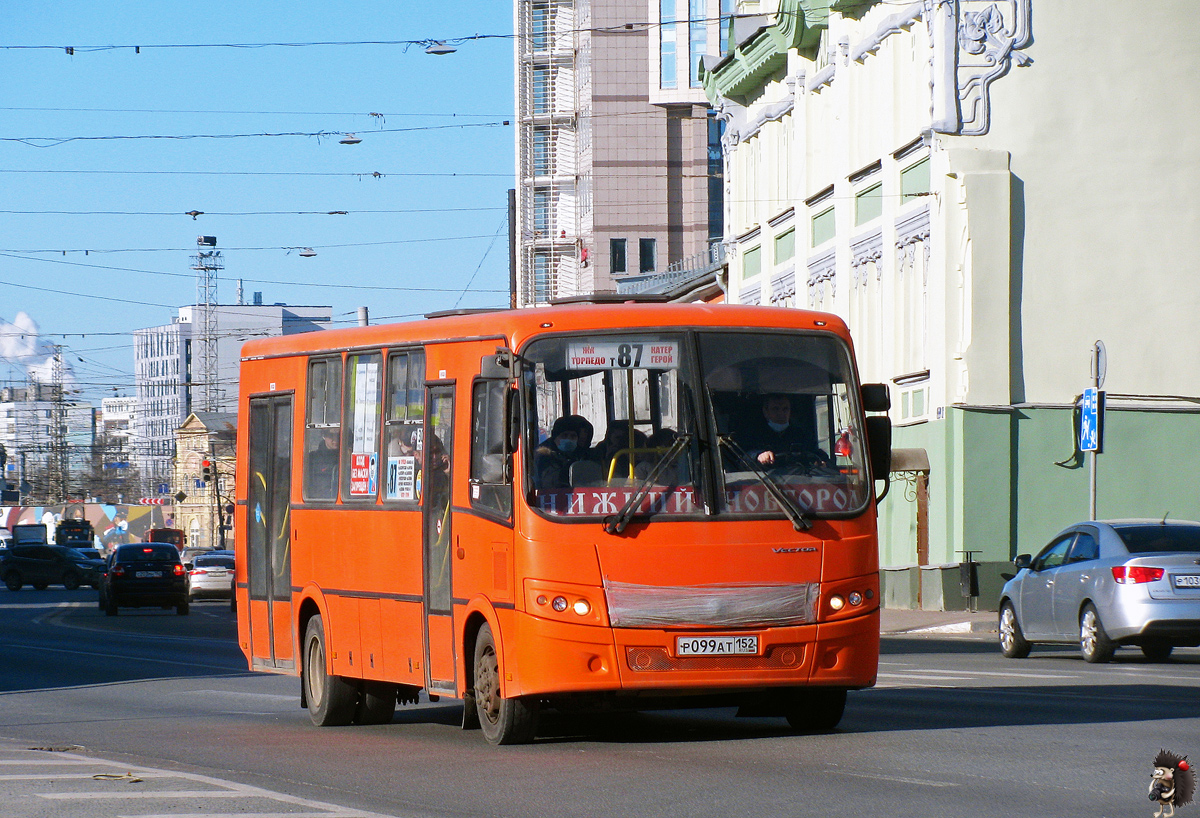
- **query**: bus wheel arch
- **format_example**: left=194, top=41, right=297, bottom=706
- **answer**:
left=302, top=612, right=357, bottom=726
left=296, top=595, right=324, bottom=711
left=472, top=620, right=539, bottom=744
left=460, top=610, right=489, bottom=730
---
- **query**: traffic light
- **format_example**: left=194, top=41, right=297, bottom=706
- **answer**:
left=201, top=460, right=213, bottom=482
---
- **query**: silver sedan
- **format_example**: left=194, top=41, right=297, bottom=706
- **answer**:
left=998, top=519, right=1200, bottom=662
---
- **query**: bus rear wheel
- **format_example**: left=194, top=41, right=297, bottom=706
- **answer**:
left=473, top=623, right=538, bottom=745
left=784, top=688, right=847, bottom=733
left=303, top=615, right=357, bottom=726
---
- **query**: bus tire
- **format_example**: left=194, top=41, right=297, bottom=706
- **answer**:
left=303, top=615, right=357, bottom=726
left=473, top=623, right=538, bottom=745
left=354, top=681, right=397, bottom=725
left=785, top=687, right=847, bottom=733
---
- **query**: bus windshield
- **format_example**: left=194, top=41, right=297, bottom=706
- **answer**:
left=523, top=329, right=870, bottom=520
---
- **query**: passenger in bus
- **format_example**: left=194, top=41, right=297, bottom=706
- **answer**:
left=592, top=424, right=649, bottom=481
left=741, top=394, right=828, bottom=470
left=534, top=415, right=593, bottom=489
left=306, top=428, right=340, bottom=498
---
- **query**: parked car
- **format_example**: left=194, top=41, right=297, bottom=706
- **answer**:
left=1, top=544, right=105, bottom=591
left=187, top=550, right=234, bottom=600
left=99, top=543, right=189, bottom=616
left=998, top=519, right=1200, bottom=662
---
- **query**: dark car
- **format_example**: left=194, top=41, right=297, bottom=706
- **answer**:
left=99, top=543, right=189, bottom=616
left=1, top=544, right=105, bottom=591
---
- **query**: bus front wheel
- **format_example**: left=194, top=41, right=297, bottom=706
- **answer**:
left=473, top=623, right=538, bottom=745
left=785, top=687, right=847, bottom=732
left=303, top=615, right=357, bottom=726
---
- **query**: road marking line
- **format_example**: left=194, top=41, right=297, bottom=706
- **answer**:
left=894, top=668, right=1079, bottom=680
left=0, top=773, right=175, bottom=780
left=122, top=813, right=373, bottom=818
left=834, top=771, right=957, bottom=788
left=42, top=791, right=253, bottom=799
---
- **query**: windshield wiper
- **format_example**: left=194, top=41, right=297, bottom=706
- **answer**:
left=604, top=433, right=693, bottom=535
left=717, top=434, right=813, bottom=531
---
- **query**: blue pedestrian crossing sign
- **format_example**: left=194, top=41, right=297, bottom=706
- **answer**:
left=1080, top=388, right=1103, bottom=452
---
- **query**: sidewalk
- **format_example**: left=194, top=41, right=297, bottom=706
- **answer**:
left=879, top=607, right=997, bottom=635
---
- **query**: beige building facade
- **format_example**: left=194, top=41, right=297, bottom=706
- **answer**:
left=705, top=0, right=1200, bottom=607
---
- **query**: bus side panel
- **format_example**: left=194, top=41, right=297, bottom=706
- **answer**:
left=249, top=598, right=273, bottom=664
left=272, top=599, right=295, bottom=666
left=359, top=599, right=382, bottom=676
left=328, top=594, right=362, bottom=678
left=452, top=515, right=516, bottom=607
left=380, top=598, right=425, bottom=684
left=427, top=615, right=456, bottom=683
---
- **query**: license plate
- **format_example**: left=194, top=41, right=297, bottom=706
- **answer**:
left=135, top=571, right=161, bottom=579
left=676, top=635, right=758, bottom=656
left=1173, top=574, right=1200, bottom=588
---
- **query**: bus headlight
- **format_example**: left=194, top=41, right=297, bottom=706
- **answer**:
left=572, top=599, right=591, bottom=616
left=552, top=596, right=568, bottom=612
left=829, top=594, right=846, bottom=611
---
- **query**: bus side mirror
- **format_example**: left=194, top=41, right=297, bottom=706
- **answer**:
left=480, top=348, right=514, bottom=379
left=865, top=415, right=892, bottom=479
left=861, top=383, right=891, bottom=413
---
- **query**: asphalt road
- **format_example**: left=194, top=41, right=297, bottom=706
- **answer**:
left=0, top=588, right=1196, bottom=818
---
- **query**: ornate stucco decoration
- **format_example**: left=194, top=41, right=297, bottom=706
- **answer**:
left=931, top=0, right=1033, bottom=136
left=895, top=205, right=932, bottom=278
left=807, top=247, right=837, bottom=302
left=850, top=231, right=885, bottom=286
left=770, top=269, right=797, bottom=305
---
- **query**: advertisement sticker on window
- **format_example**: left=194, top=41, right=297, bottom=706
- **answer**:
left=349, top=452, right=378, bottom=496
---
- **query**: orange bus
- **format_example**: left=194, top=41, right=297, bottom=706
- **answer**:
left=234, top=300, right=892, bottom=744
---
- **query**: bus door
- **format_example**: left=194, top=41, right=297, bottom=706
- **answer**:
left=247, top=395, right=295, bottom=671
left=422, top=384, right=456, bottom=693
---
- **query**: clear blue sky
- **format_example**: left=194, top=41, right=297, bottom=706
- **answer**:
left=1, top=2, right=515, bottom=404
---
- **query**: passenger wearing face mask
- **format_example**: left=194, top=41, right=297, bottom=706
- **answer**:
left=533, top=414, right=594, bottom=489
left=742, top=394, right=828, bottom=470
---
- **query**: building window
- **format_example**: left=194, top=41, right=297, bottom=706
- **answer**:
left=774, top=227, right=795, bottom=265
left=533, top=188, right=552, bottom=234
left=610, top=239, right=627, bottom=275
left=855, top=183, right=883, bottom=226
left=532, top=127, right=552, bottom=177
left=812, top=207, right=835, bottom=246
left=530, top=2, right=550, bottom=50
left=533, top=253, right=553, bottom=303
left=901, top=157, right=931, bottom=204
left=708, top=115, right=725, bottom=241
left=743, top=245, right=761, bottom=279
left=689, top=0, right=706, bottom=87
left=639, top=238, right=657, bottom=273
left=660, top=0, right=677, bottom=89
left=720, top=0, right=735, bottom=53
left=532, top=66, right=551, bottom=114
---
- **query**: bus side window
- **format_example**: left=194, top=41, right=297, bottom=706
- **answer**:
left=304, top=356, right=342, bottom=501
left=470, top=379, right=512, bottom=517
left=384, top=349, right=425, bottom=503
left=341, top=352, right=383, bottom=501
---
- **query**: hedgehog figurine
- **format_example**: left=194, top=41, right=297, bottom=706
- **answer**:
left=1150, top=749, right=1195, bottom=818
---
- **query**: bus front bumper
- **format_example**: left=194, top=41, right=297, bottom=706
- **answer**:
left=506, top=608, right=879, bottom=698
